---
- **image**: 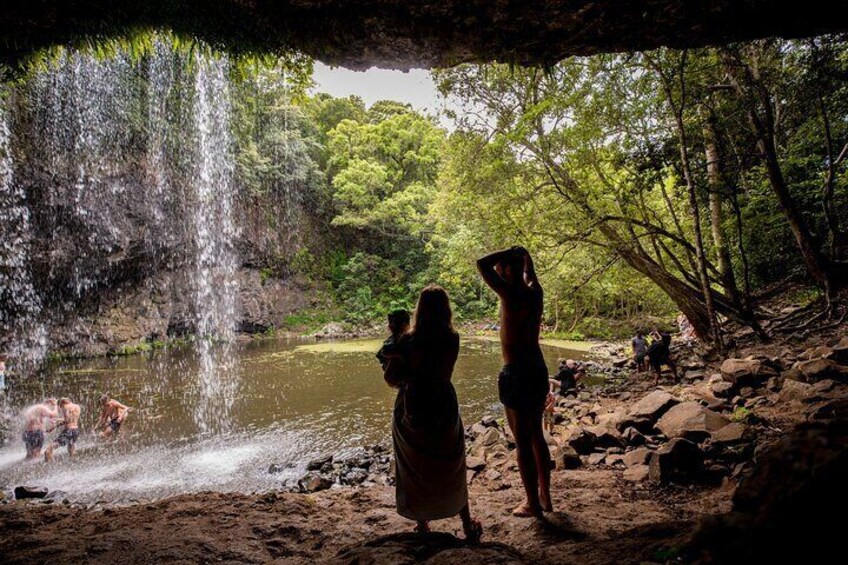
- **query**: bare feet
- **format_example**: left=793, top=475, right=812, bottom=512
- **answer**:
left=414, top=521, right=430, bottom=533
left=462, top=518, right=483, bottom=544
left=512, top=502, right=543, bottom=518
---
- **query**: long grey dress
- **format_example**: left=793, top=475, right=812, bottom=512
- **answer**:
left=390, top=332, right=468, bottom=521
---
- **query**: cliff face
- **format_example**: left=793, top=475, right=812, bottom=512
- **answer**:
left=0, top=49, right=317, bottom=359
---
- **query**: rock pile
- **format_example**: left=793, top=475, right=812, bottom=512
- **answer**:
left=272, top=444, right=393, bottom=493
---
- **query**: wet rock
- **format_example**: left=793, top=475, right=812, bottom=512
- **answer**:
left=720, top=358, right=777, bottom=388
left=623, top=447, right=652, bottom=467
left=268, top=463, right=285, bottom=474
left=655, top=402, right=730, bottom=441
left=649, top=438, right=701, bottom=483
left=628, top=390, right=679, bottom=421
left=793, top=358, right=848, bottom=383
left=342, top=468, right=369, bottom=486
left=623, top=464, right=650, bottom=482
left=306, top=454, right=333, bottom=471
left=710, top=422, right=746, bottom=445
left=14, top=486, right=48, bottom=500
left=778, top=379, right=813, bottom=402
left=466, top=456, right=486, bottom=471
left=298, top=472, right=333, bottom=493
left=587, top=453, right=606, bottom=466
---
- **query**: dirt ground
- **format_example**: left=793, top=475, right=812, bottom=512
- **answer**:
left=2, top=315, right=844, bottom=564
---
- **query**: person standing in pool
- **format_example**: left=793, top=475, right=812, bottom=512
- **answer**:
left=21, top=398, right=59, bottom=460
left=45, top=398, right=82, bottom=461
left=477, top=246, right=552, bottom=518
left=95, top=394, right=132, bottom=439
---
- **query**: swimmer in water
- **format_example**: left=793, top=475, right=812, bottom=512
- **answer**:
left=22, top=398, right=59, bottom=460
left=95, top=394, right=132, bottom=440
left=45, top=398, right=82, bottom=462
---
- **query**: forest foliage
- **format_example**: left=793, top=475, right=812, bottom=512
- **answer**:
left=242, top=38, right=846, bottom=341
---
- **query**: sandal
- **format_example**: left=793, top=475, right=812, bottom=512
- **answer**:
left=463, top=519, right=483, bottom=544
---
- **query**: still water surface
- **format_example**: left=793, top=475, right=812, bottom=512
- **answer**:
left=0, top=337, right=591, bottom=502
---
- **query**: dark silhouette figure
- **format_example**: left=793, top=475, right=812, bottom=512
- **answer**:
left=477, top=246, right=552, bottom=517
left=647, top=330, right=679, bottom=385
left=376, top=309, right=411, bottom=369
left=383, top=285, right=482, bottom=541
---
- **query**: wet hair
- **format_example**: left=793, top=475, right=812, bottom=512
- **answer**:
left=501, top=250, right=524, bottom=279
left=99, top=394, right=110, bottom=404
left=44, top=398, right=57, bottom=405
left=411, top=285, right=455, bottom=338
left=387, top=309, right=410, bottom=329
left=59, top=398, right=71, bottom=406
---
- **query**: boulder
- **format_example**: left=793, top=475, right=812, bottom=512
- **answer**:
left=623, top=464, right=650, bottom=482
left=779, top=379, right=814, bottom=402
left=480, top=415, right=499, bottom=427
left=710, top=422, right=746, bottom=445
left=684, top=370, right=706, bottom=382
left=566, top=427, right=597, bottom=455
left=585, top=425, right=626, bottom=449
left=622, top=427, right=648, bottom=446
left=475, top=426, right=503, bottom=448
left=807, top=398, right=848, bottom=421
left=793, top=358, right=848, bottom=383
left=766, top=376, right=784, bottom=392
left=466, top=456, right=486, bottom=471
left=801, top=345, right=833, bottom=360
left=306, top=454, right=333, bottom=471
left=826, top=337, right=848, bottom=365
left=14, top=486, right=49, bottom=500
left=720, top=359, right=777, bottom=388
left=587, top=453, right=606, bottom=466
left=710, top=380, right=736, bottom=398
left=649, top=438, right=701, bottom=483
left=655, top=402, right=730, bottom=441
left=298, top=472, right=333, bottom=493
left=554, top=446, right=582, bottom=470
left=342, top=468, right=369, bottom=486
left=622, top=447, right=652, bottom=467
left=615, top=416, right=655, bottom=434
left=628, top=390, right=679, bottom=421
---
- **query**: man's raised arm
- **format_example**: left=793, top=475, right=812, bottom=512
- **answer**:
left=522, top=248, right=542, bottom=293
left=476, top=248, right=518, bottom=295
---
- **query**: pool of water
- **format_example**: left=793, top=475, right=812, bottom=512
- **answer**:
left=0, top=336, right=594, bottom=502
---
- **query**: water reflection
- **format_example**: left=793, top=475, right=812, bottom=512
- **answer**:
left=0, top=337, right=592, bottom=502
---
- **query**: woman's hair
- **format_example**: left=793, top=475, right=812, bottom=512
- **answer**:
left=411, top=285, right=455, bottom=337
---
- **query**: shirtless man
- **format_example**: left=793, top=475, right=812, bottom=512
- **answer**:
left=22, top=398, right=59, bottom=460
left=45, top=398, right=82, bottom=461
left=95, top=394, right=132, bottom=439
left=477, top=246, right=552, bottom=517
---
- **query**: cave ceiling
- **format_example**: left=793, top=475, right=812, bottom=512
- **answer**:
left=2, top=1, right=847, bottom=71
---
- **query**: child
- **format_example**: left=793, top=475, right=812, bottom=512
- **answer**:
left=376, top=309, right=411, bottom=369
left=543, top=384, right=556, bottom=434
left=632, top=331, right=648, bottom=372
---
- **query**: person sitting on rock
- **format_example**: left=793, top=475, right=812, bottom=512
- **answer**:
left=376, top=309, right=410, bottom=369
left=646, top=330, right=679, bottom=386
left=552, top=358, right=583, bottom=397
left=45, top=398, right=81, bottom=462
left=383, top=285, right=482, bottom=542
left=95, top=394, right=132, bottom=439
left=632, top=331, right=649, bottom=372
left=21, top=398, right=59, bottom=460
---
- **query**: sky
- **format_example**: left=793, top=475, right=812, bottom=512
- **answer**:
left=310, top=62, right=454, bottom=128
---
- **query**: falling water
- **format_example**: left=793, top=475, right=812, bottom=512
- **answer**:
left=190, top=56, right=240, bottom=434
left=0, top=96, right=48, bottom=365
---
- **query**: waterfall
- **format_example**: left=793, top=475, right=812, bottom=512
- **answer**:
left=0, top=96, right=48, bottom=366
left=190, top=56, right=240, bottom=435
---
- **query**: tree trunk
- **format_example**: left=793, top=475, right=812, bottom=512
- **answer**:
left=703, top=116, right=740, bottom=306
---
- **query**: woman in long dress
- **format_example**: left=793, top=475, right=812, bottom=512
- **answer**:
left=383, top=285, right=482, bottom=541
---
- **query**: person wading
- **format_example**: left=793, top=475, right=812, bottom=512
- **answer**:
left=477, top=246, right=553, bottom=517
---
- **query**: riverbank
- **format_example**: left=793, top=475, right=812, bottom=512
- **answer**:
left=2, top=316, right=847, bottom=563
